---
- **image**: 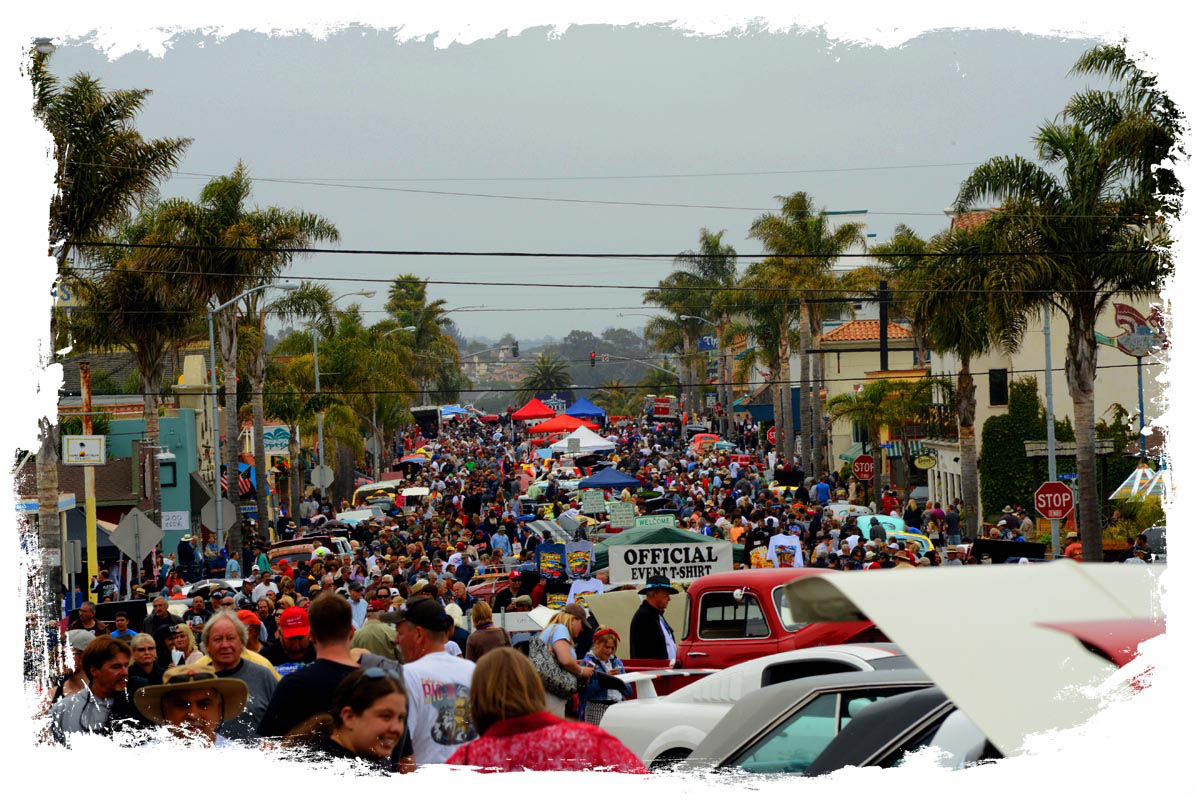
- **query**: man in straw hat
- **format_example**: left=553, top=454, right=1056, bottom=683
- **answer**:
left=134, top=663, right=247, bottom=746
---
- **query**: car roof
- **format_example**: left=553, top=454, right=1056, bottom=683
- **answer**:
left=689, top=668, right=931, bottom=765
left=670, top=645, right=908, bottom=705
left=689, top=567, right=823, bottom=593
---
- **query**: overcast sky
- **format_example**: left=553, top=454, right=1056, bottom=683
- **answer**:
left=47, top=25, right=1102, bottom=340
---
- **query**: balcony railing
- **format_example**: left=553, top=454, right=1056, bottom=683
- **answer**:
left=915, top=402, right=958, bottom=442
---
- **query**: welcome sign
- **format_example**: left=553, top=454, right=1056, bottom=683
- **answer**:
left=609, top=541, right=734, bottom=584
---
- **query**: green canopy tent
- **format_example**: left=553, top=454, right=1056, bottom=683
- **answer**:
left=593, top=524, right=744, bottom=571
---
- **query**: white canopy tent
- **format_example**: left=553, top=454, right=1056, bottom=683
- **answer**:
left=550, top=425, right=617, bottom=454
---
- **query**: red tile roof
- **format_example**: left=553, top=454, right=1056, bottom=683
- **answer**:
left=822, top=320, right=914, bottom=343
left=951, top=209, right=997, bottom=230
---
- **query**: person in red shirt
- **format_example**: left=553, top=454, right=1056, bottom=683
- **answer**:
left=1063, top=532, right=1084, bottom=562
left=446, top=647, right=647, bottom=773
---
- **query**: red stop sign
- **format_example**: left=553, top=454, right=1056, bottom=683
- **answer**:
left=766, top=426, right=777, bottom=445
left=852, top=454, right=876, bottom=481
left=1035, top=481, right=1075, bottom=519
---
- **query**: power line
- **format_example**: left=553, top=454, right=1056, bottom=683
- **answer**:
left=181, top=362, right=1145, bottom=399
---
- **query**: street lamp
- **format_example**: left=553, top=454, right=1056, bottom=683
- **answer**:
left=208, top=282, right=296, bottom=548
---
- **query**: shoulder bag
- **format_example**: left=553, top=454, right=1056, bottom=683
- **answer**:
left=528, top=634, right=579, bottom=698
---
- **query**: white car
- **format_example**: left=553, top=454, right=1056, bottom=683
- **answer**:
left=336, top=507, right=387, bottom=527
left=599, top=644, right=912, bottom=769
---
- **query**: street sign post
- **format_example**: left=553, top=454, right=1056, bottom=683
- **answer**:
left=201, top=498, right=238, bottom=533
left=1034, top=481, right=1075, bottom=520
left=766, top=427, right=776, bottom=446
left=109, top=507, right=165, bottom=569
left=852, top=454, right=876, bottom=482
left=311, top=464, right=334, bottom=489
left=62, top=435, right=106, bottom=465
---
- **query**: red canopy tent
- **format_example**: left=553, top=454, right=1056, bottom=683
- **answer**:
left=527, top=414, right=601, bottom=434
left=511, top=398, right=557, bottom=421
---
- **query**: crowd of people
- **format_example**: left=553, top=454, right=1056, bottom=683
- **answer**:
left=40, top=408, right=1103, bottom=771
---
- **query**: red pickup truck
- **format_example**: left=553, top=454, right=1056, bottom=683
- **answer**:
left=619, top=567, right=886, bottom=674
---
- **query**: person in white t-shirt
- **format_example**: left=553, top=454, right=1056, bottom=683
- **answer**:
left=767, top=531, right=804, bottom=569
left=395, top=599, right=477, bottom=765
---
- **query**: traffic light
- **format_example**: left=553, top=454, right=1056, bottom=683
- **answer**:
left=590, top=351, right=596, bottom=367
left=511, top=342, right=519, bottom=357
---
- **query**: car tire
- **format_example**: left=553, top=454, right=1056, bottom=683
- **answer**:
left=649, top=748, right=693, bottom=771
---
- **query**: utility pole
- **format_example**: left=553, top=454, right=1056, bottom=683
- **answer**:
left=80, top=363, right=99, bottom=602
left=1044, top=303, right=1060, bottom=556
left=878, top=280, right=890, bottom=371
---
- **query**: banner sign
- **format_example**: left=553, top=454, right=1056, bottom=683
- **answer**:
left=263, top=425, right=291, bottom=454
left=634, top=514, right=676, bottom=528
left=609, top=541, right=734, bottom=584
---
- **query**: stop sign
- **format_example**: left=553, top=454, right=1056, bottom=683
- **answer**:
left=766, top=426, right=777, bottom=445
left=1035, top=481, right=1075, bottom=519
left=852, top=454, right=876, bottom=481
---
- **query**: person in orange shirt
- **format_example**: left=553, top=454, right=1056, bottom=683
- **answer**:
left=1063, top=532, right=1084, bottom=561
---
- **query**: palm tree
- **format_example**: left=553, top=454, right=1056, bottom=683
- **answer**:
left=956, top=123, right=1166, bottom=560
left=1065, top=43, right=1185, bottom=219
left=240, top=282, right=335, bottom=523
left=663, top=230, right=741, bottom=436
left=749, top=193, right=866, bottom=471
left=886, top=223, right=1024, bottom=538
left=154, top=163, right=339, bottom=555
left=386, top=275, right=460, bottom=404
left=66, top=205, right=202, bottom=526
left=643, top=275, right=712, bottom=418
left=827, top=380, right=897, bottom=504
left=517, top=354, right=572, bottom=404
left=30, top=48, right=189, bottom=617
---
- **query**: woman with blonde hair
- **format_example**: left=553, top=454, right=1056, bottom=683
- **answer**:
left=445, top=648, right=645, bottom=772
left=465, top=603, right=510, bottom=662
left=531, top=605, right=593, bottom=718
left=168, top=624, right=203, bottom=666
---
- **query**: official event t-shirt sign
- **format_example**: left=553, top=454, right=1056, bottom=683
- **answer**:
left=581, top=490, right=607, bottom=514
left=610, top=541, right=734, bottom=584
left=608, top=502, right=636, bottom=530
left=536, top=542, right=567, bottom=581
left=565, top=540, right=594, bottom=578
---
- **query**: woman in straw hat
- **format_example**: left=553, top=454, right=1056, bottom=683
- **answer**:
left=134, top=663, right=248, bottom=746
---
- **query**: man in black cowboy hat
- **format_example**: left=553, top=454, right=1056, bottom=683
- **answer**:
left=629, top=574, right=679, bottom=663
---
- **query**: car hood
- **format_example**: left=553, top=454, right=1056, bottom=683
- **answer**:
left=783, top=560, right=1163, bottom=756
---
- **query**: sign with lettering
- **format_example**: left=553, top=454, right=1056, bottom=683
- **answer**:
left=581, top=489, right=607, bottom=514
left=161, top=510, right=190, bottom=531
left=62, top=435, right=106, bottom=466
left=634, top=514, right=677, bottom=528
left=608, top=501, right=636, bottom=530
left=609, top=541, right=734, bottom=584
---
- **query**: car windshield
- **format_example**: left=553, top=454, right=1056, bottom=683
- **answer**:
left=772, top=586, right=809, bottom=633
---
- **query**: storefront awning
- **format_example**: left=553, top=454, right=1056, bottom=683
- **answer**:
left=837, top=442, right=869, bottom=463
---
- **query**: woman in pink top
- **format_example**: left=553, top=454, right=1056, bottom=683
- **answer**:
left=446, top=648, right=647, bottom=773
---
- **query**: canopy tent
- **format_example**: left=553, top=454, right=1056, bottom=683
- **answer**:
left=1108, top=466, right=1157, bottom=501
left=550, top=425, right=616, bottom=454
left=511, top=398, right=557, bottom=422
left=564, top=396, right=607, bottom=419
left=527, top=414, right=600, bottom=434
left=440, top=405, right=471, bottom=418
left=579, top=466, right=640, bottom=490
left=593, top=524, right=743, bottom=571
left=1139, top=468, right=1172, bottom=501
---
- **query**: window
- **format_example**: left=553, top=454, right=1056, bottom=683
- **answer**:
left=730, top=688, right=917, bottom=774
left=698, top=591, right=769, bottom=640
left=851, top=421, right=869, bottom=445
left=988, top=369, right=1008, bottom=406
left=160, top=462, right=177, bottom=488
left=772, top=586, right=810, bottom=633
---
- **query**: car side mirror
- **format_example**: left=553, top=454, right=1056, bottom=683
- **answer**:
left=732, top=588, right=746, bottom=603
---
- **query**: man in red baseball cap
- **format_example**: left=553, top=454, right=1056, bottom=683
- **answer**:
left=262, top=606, right=315, bottom=675
left=489, top=570, right=523, bottom=613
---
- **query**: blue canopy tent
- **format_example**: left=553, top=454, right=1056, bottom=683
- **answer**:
left=440, top=405, right=471, bottom=418
left=564, top=396, right=607, bottom=421
left=579, top=466, right=641, bottom=490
